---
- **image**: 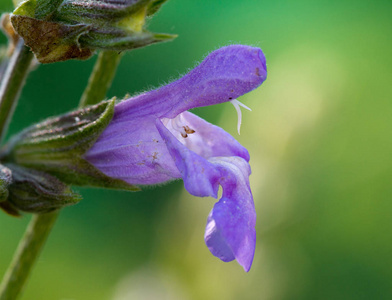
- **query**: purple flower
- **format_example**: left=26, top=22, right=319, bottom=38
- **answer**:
left=85, top=45, right=267, bottom=271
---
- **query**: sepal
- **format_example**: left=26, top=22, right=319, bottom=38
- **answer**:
left=147, top=0, right=169, bottom=16
left=2, top=99, right=138, bottom=191
left=79, top=29, right=175, bottom=52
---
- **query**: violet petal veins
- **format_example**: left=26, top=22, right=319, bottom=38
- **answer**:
left=84, top=45, right=267, bottom=271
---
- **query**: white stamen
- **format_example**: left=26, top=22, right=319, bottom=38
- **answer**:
left=230, top=99, right=252, bottom=134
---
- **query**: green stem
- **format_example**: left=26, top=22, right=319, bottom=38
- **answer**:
left=0, top=211, right=59, bottom=300
left=79, top=50, right=123, bottom=108
left=0, top=40, right=33, bottom=142
left=0, top=47, right=123, bottom=300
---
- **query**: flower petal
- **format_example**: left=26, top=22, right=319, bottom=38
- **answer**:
left=156, top=120, right=256, bottom=271
left=164, top=111, right=250, bottom=161
left=204, top=157, right=256, bottom=272
left=85, top=116, right=181, bottom=185
left=156, top=119, right=220, bottom=197
left=114, top=45, right=267, bottom=120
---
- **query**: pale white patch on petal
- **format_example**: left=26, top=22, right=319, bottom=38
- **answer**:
left=161, top=113, right=196, bottom=140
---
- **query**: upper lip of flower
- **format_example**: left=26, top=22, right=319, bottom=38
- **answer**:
left=112, top=44, right=267, bottom=120
left=84, top=45, right=267, bottom=271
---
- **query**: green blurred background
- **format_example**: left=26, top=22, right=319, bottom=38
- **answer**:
left=1, top=0, right=392, bottom=299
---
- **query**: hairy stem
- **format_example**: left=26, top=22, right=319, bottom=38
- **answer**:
left=0, top=40, right=33, bottom=142
left=79, top=50, right=123, bottom=107
left=0, top=211, right=59, bottom=300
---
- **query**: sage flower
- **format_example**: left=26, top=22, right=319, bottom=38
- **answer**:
left=85, top=45, right=267, bottom=271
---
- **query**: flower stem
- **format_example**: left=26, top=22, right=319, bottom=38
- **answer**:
left=79, top=50, right=123, bottom=108
left=0, top=211, right=59, bottom=300
left=0, top=40, right=36, bottom=300
left=0, top=48, right=123, bottom=300
left=0, top=40, right=33, bottom=143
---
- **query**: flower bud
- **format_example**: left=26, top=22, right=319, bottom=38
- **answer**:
left=0, top=164, right=12, bottom=202
left=4, top=163, right=81, bottom=214
left=10, top=0, right=175, bottom=63
left=0, top=165, right=19, bottom=216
